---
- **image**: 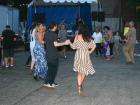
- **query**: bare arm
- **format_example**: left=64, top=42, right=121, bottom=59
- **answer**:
left=54, top=41, right=67, bottom=47
left=89, top=41, right=96, bottom=54
left=108, top=31, right=113, bottom=41
left=74, top=35, right=78, bottom=42
left=68, top=36, right=78, bottom=49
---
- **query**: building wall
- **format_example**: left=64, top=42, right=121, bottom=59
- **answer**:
left=0, top=6, right=8, bottom=34
left=91, top=1, right=121, bottom=32
left=91, top=0, right=140, bottom=40
left=0, top=5, right=19, bottom=34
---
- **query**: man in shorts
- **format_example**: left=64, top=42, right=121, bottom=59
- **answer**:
left=1, top=25, right=16, bottom=68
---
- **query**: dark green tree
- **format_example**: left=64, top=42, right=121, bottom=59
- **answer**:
left=11, top=0, right=32, bottom=21
left=128, top=0, right=140, bottom=22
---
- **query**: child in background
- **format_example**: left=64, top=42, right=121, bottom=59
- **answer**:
left=113, top=32, right=121, bottom=57
left=102, top=36, right=110, bottom=60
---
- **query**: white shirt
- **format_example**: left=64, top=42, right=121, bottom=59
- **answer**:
left=92, top=32, right=102, bottom=43
left=30, top=29, right=36, bottom=42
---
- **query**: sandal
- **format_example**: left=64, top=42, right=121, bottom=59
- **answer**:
left=77, top=85, right=83, bottom=96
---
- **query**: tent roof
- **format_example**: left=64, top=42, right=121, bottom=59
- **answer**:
left=43, top=0, right=97, bottom=3
left=28, top=0, right=97, bottom=7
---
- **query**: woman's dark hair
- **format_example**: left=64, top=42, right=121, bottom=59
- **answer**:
left=78, top=25, right=92, bottom=42
left=103, top=26, right=110, bottom=30
left=49, top=21, right=57, bottom=29
left=76, top=18, right=84, bottom=30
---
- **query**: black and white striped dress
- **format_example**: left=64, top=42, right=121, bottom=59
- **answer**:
left=70, top=40, right=96, bottom=75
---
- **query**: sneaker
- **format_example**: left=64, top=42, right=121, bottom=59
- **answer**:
left=25, top=65, right=30, bottom=68
left=52, top=83, right=58, bottom=87
left=43, top=83, right=55, bottom=88
left=5, top=65, right=9, bottom=68
left=126, top=61, right=133, bottom=64
left=33, top=75, right=39, bottom=81
left=10, top=65, right=14, bottom=67
left=64, top=56, right=67, bottom=59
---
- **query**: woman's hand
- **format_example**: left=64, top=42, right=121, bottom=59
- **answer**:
left=54, top=41, right=59, bottom=47
left=0, top=37, right=4, bottom=40
left=65, top=40, right=71, bottom=45
left=89, top=42, right=96, bottom=54
left=54, top=40, right=70, bottom=47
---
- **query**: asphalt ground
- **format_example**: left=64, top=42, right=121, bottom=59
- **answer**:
left=0, top=49, right=140, bottom=105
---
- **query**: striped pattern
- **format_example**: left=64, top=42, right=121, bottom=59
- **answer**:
left=70, top=40, right=95, bottom=75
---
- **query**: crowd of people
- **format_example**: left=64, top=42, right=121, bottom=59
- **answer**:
left=0, top=18, right=137, bottom=96
left=92, top=21, right=137, bottom=64
left=92, top=25, right=120, bottom=60
left=23, top=18, right=96, bottom=96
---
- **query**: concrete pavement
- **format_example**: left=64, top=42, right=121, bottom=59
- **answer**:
left=0, top=51, right=140, bottom=105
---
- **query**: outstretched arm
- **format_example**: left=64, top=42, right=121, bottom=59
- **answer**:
left=54, top=41, right=68, bottom=47
left=67, top=35, right=78, bottom=49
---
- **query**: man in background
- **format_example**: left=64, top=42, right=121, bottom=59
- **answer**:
left=1, top=25, right=16, bottom=68
left=123, top=21, right=137, bottom=64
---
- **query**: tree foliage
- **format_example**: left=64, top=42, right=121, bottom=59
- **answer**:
left=128, top=0, right=140, bottom=6
left=5, top=0, right=32, bottom=21
left=127, top=0, right=140, bottom=22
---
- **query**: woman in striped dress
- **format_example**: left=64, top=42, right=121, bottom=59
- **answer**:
left=66, top=25, right=96, bottom=95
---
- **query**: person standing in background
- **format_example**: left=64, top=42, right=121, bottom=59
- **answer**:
left=103, top=26, right=114, bottom=59
left=58, top=18, right=67, bottom=30
left=102, top=36, right=110, bottom=60
left=113, top=31, right=121, bottom=57
left=1, top=25, right=16, bottom=68
left=58, top=24, right=68, bottom=58
left=123, top=21, right=137, bottom=64
left=92, top=26, right=103, bottom=56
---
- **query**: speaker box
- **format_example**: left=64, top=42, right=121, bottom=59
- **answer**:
left=92, top=11, right=98, bottom=21
left=98, top=12, right=105, bottom=22
left=33, top=13, right=45, bottom=23
left=92, top=11, right=105, bottom=22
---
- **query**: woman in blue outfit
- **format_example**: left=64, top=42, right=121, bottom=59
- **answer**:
left=33, top=23, right=48, bottom=80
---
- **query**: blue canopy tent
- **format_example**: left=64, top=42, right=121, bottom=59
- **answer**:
left=26, top=0, right=97, bottom=41
left=27, top=0, right=96, bottom=29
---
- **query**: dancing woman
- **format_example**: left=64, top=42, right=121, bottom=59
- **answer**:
left=67, top=25, right=96, bottom=95
left=33, top=23, right=48, bottom=80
